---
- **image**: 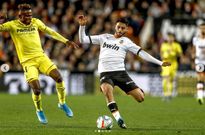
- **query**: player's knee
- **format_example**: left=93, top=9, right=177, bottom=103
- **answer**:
left=134, top=94, right=144, bottom=103
left=33, top=89, right=41, bottom=95
left=137, top=95, right=144, bottom=103
left=135, top=89, right=145, bottom=102
left=101, top=84, right=112, bottom=96
left=55, top=76, right=63, bottom=83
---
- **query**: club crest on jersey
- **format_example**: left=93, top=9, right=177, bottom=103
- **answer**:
left=102, top=42, right=119, bottom=51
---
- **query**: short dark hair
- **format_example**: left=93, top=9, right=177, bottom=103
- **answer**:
left=116, top=18, right=129, bottom=26
left=167, top=32, right=175, bottom=36
left=18, top=3, right=31, bottom=11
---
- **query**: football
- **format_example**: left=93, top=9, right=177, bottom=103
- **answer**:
left=96, top=115, right=113, bottom=130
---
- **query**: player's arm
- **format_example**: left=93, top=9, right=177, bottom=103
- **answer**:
left=138, top=50, right=170, bottom=66
left=37, top=19, right=78, bottom=48
left=191, top=37, right=197, bottom=60
left=129, top=41, right=170, bottom=67
left=78, top=15, right=100, bottom=45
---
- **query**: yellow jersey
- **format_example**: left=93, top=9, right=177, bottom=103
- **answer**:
left=0, top=18, right=68, bottom=63
left=160, top=41, right=182, bottom=66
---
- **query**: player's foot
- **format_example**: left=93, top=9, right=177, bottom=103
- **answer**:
left=197, top=98, right=204, bottom=105
left=58, top=103, right=73, bottom=117
left=117, top=118, right=127, bottom=129
left=36, top=110, right=48, bottom=124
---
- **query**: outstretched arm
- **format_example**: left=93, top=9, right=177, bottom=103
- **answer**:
left=44, top=26, right=79, bottom=48
left=139, top=50, right=171, bottom=67
left=78, top=15, right=100, bottom=44
left=79, top=25, right=90, bottom=44
left=37, top=19, right=79, bottom=48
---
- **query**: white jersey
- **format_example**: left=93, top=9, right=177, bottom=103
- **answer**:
left=193, top=36, right=205, bottom=64
left=79, top=26, right=162, bottom=73
left=92, top=34, right=141, bottom=73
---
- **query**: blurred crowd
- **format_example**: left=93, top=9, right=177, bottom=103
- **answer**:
left=0, top=0, right=203, bottom=73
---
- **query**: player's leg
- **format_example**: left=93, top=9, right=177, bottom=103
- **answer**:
left=49, top=68, right=74, bottom=117
left=161, top=66, right=172, bottom=100
left=100, top=82, right=126, bottom=129
left=49, top=69, right=66, bottom=104
left=39, top=55, right=73, bottom=117
left=29, top=79, right=47, bottom=124
left=29, top=79, right=42, bottom=111
left=196, top=72, right=205, bottom=104
left=168, top=68, right=177, bottom=98
left=22, top=61, right=47, bottom=124
left=49, top=68, right=73, bottom=117
left=127, top=88, right=144, bottom=102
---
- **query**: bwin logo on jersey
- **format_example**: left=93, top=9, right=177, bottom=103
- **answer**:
left=102, top=42, right=119, bottom=51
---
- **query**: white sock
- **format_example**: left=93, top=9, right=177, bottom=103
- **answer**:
left=197, top=90, right=203, bottom=99
left=112, top=111, right=121, bottom=121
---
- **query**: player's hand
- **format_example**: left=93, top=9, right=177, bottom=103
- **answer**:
left=162, top=61, right=171, bottom=67
left=66, top=40, right=79, bottom=49
left=77, top=15, right=87, bottom=26
left=0, top=11, right=7, bottom=24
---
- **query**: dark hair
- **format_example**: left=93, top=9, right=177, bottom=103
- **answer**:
left=167, top=32, right=175, bottom=36
left=18, top=3, right=31, bottom=11
left=116, top=18, right=129, bottom=26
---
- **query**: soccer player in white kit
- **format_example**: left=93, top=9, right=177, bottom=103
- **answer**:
left=78, top=15, right=170, bottom=129
left=192, top=23, right=205, bottom=104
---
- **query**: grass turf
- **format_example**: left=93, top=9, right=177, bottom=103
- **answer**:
left=0, top=94, right=205, bottom=135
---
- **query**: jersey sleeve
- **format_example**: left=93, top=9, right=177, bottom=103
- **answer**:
left=35, top=18, right=68, bottom=43
left=192, top=37, right=197, bottom=46
left=79, top=26, right=101, bottom=45
left=127, top=39, right=141, bottom=54
left=0, top=21, right=12, bottom=32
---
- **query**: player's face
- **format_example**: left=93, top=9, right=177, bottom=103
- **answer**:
left=115, top=22, right=128, bottom=38
left=19, top=10, right=32, bottom=25
left=167, top=34, right=174, bottom=43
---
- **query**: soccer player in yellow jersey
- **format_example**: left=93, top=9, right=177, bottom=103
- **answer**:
left=0, top=3, right=79, bottom=124
left=160, top=32, right=182, bottom=101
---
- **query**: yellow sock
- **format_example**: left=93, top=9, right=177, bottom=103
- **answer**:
left=32, top=93, right=42, bottom=111
left=168, top=80, right=173, bottom=96
left=56, top=81, right=66, bottom=104
left=162, top=78, right=168, bottom=96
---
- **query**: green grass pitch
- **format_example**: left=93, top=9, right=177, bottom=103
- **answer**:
left=0, top=94, right=205, bottom=135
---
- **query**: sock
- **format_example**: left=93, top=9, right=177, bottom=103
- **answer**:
left=32, top=93, right=42, bottom=111
left=162, top=78, right=168, bottom=96
left=167, top=79, right=173, bottom=96
left=197, top=82, right=204, bottom=99
left=163, top=77, right=173, bottom=97
left=107, top=101, right=121, bottom=121
left=197, top=90, right=203, bottom=99
left=56, top=81, right=66, bottom=104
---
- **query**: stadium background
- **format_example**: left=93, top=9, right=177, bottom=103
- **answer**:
left=0, top=0, right=205, bottom=135
left=0, top=0, right=200, bottom=96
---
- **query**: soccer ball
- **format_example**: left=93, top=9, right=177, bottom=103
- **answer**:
left=96, top=115, right=113, bottom=130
